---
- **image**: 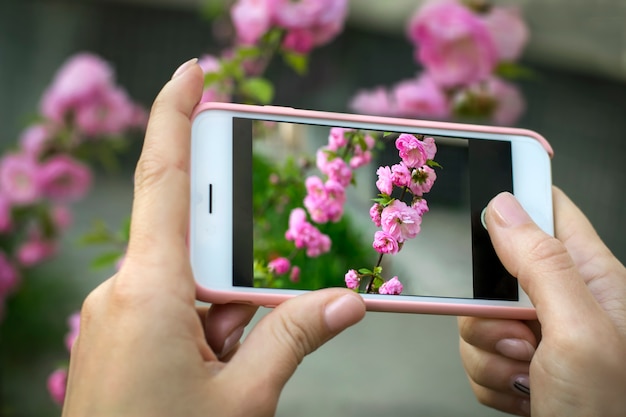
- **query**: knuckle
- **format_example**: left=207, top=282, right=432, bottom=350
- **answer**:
left=523, top=235, right=574, bottom=275
left=134, top=152, right=169, bottom=194
left=272, top=313, right=319, bottom=363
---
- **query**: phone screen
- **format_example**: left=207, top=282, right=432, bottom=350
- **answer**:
left=231, top=117, right=517, bottom=301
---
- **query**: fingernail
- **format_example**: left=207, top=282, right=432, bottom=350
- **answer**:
left=495, top=338, right=536, bottom=361
left=490, top=192, right=532, bottom=228
left=518, top=398, right=531, bottom=415
left=511, top=374, right=530, bottom=396
left=324, top=294, right=365, bottom=333
left=218, top=326, right=244, bottom=358
left=171, top=58, right=198, bottom=79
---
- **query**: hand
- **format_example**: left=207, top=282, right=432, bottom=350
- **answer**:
left=458, top=188, right=626, bottom=416
left=62, top=59, right=366, bottom=417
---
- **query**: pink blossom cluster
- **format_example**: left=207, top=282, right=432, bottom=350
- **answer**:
left=41, top=53, right=146, bottom=137
left=231, top=0, right=348, bottom=54
left=267, top=256, right=300, bottom=283
left=47, top=312, right=80, bottom=405
left=350, top=0, right=529, bottom=126
left=285, top=208, right=331, bottom=257
left=0, top=52, right=145, bottom=320
left=345, top=133, right=439, bottom=295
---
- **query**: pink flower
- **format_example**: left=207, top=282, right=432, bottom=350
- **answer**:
left=289, top=266, right=301, bottom=283
left=285, top=208, right=332, bottom=257
left=393, top=74, right=450, bottom=119
left=51, top=205, right=73, bottom=231
left=268, top=257, right=291, bottom=275
left=283, top=29, right=315, bottom=54
left=483, top=6, right=529, bottom=62
left=74, top=86, right=139, bottom=136
left=349, top=134, right=375, bottom=169
left=413, top=198, right=429, bottom=216
left=409, top=165, right=437, bottom=196
left=0, top=251, right=19, bottom=297
left=320, top=157, right=352, bottom=187
left=16, top=235, right=57, bottom=267
left=349, top=87, right=397, bottom=116
left=40, top=53, right=114, bottom=123
left=380, top=199, right=422, bottom=242
left=307, top=0, right=348, bottom=46
left=19, top=124, right=52, bottom=157
left=0, top=196, right=12, bottom=233
left=269, top=0, right=324, bottom=29
left=372, top=231, right=400, bottom=255
left=304, top=177, right=345, bottom=223
left=379, top=276, right=403, bottom=295
left=198, top=55, right=231, bottom=103
left=375, top=166, right=393, bottom=195
left=231, top=0, right=272, bottom=45
left=407, top=0, right=497, bottom=87
left=423, top=136, right=437, bottom=160
left=391, top=163, right=412, bottom=188
left=395, top=134, right=427, bottom=168
left=64, top=312, right=81, bottom=351
left=0, top=153, right=41, bottom=205
left=345, top=269, right=360, bottom=290
left=47, top=368, right=67, bottom=405
left=39, top=155, right=92, bottom=202
left=369, top=203, right=382, bottom=227
left=328, top=128, right=351, bottom=150
left=489, top=77, right=525, bottom=126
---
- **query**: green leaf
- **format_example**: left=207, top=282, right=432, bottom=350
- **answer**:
left=282, top=51, right=309, bottom=76
left=199, top=1, right=226, bottom=20
left=241, top=77, right=275, bottom=104
left=79, top=220, right=112, bottom=245
left=358, top=268, right=372, bottom=275
left=236, top=46, right=261, bottom=60
left=117, top=217, right=131, bottom=243
left=426, top=160, right=443, bottom=169
left=204, top=72, right=222, bottom=87
left=373, top=266, right=383, bottom=275
left=495, top=62, right=536, bottom=80
left=91, top=251, right=123, bottom=269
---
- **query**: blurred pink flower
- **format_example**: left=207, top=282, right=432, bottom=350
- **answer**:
left=289, top=266, right=300, bottom=283
left=304, top=177, right=345, bottom=223
left=393, top=74, right=450, bottom=119
left=322, top=157, right=352, bottom=187
left=423, top=136, right=437, bottom=160
left=407, top=0, right=497, bottom=87
left=19, top=124, right=53, bottom=157
left=0, top=153, right=41, bottom=205
left=40, top=53, right=114, bottom=123
left=51, top=205, right=73, bottom=231
left=327, top=127, right=350, bottom=150
left=74, top=87, right=139, bottom=136
left=307, top=0, right=349, bottom=46
left=39, top=155, right=92, bottom=202
left=47, top=368, right=67, bottom=405
left=231, top=0, right=272, bottom=45
left=372, top=230, right=400, bottom=255
left=0, top=251, right=19, bottom=297
left=375, top=166, right=393, bottom=195
left=0, top=196, right=12, bottom=232
left=285, top=208, right=331, bottom=257
left=268, top=257, right=291, bottom=275
left=64, top=312, right=81, bottom=351
left=379, top=276, right=403, bottom=295
left=283, top=29, right=315, bottom=54
left=344, top=269, right=360, bottom=290
left=380, top=199, right=422, bottom=242
left=396, top=133, right=427, bottom=168
left=409, top=165, right=437, bottom=196
left=198, top=55, right=231, bottom=103
left=488, top=77, right=526, bottom=126
left=391, top=163, right=412, bottom=188
left=483, top=6, right=529, bottom=62
left=269, top=0, right=324, bottom=29
left=16, top=234, right=57, bottom=267
left=349, top=87, right=397, bottom=117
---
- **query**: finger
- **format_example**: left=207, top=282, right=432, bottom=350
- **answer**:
left=124, top=60, right=203, bottom=288
left=227, top=289, right=365, bottom=394
left=197, top=303, right=258, bottom=359
left=467, top=379, right=531, bottom=416
left=459, top=338, right=530, bottom=396
left=486, top=192, right=605, bottom=329
left=458, top=316, right=537, bottom=361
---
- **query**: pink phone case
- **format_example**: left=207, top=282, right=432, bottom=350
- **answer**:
left=192, top=103, right=554, bottom=319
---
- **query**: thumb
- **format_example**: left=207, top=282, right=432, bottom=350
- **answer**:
left=227, top=289, right=365, bottom=394
left=486, top=192, right=603, bottom=329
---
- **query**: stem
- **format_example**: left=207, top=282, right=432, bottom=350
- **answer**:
left=365, top=253, right=385, bottom=293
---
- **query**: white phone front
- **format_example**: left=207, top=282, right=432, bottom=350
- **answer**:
left=190, top=103, right=553, bottom=318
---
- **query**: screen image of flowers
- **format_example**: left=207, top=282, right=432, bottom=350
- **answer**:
left=250, top=122, right=473, bottom=298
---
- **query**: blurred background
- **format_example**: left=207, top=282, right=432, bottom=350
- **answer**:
left=1, top=0, right=625, bottom=416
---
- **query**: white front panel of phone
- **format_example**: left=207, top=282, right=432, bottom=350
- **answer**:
left=191, top=110, right=553, bottom=307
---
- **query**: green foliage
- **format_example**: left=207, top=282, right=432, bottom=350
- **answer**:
left=282, top=51, right=309, bottom=75
left=495, top=62, right=536, bottom=80
left=241, top=77, right=274, bottom=104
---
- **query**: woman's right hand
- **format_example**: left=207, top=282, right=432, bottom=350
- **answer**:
left=458, top=188, right=626, bottom=416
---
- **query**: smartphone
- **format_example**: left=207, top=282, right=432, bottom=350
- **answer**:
left=190, top=103, right=553, bottom=319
